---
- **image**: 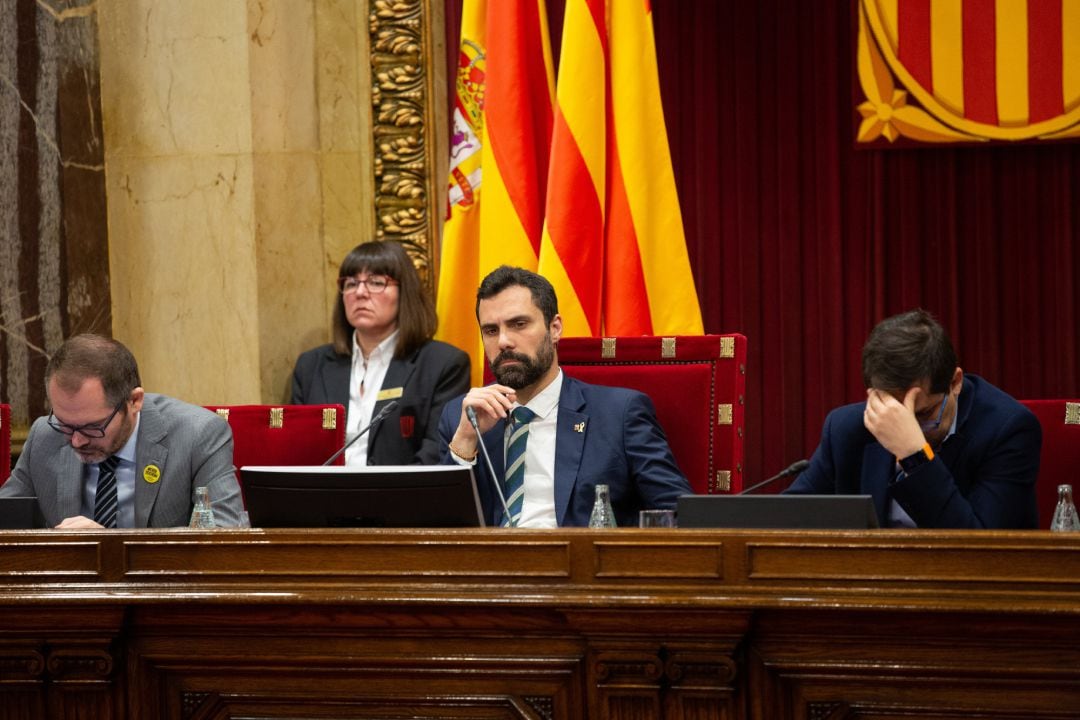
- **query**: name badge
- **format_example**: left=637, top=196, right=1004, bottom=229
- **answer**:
left=377, top=387, right=404, bottom=401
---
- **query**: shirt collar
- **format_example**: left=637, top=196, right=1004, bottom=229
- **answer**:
left=114, top=412, right=140, bottom=464
left=352, top=329, right=399, bottom=363
left=518, top=369, right=563, bottom=420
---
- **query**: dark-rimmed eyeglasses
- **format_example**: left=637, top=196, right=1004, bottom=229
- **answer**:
left=47, top=400, right=126, bottom=439
left=337, top=275, right=398, bottom=295
left=917, top=393, right=948, bottom=431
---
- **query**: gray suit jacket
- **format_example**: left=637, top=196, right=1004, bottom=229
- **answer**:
left=1, top=393, right=244, bottom=528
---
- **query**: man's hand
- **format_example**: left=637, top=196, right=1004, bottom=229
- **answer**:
left=55, top=515, right=104, bottom=530
left=863, top=387, right=927, bottom=459
left=450, top=384, right=518, bottom=458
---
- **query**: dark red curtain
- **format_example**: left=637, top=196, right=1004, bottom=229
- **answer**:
left=445, top=0, right=1080, bottom=483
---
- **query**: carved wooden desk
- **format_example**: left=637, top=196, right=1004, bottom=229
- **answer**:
left=0, top=528, right=1077, bottom=719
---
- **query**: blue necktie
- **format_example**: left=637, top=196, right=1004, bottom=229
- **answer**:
left=94, top=456, right=120, bottom=528
left=502, top=406, right=536, bottom=527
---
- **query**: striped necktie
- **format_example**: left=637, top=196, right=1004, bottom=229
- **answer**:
left=94, top=456, right=120, bottom=528
left=502, top=406, right=536, bottom=527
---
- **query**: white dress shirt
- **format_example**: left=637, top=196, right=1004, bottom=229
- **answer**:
left=346, top=330, right=399, bottom=466
left=512, top=370, right=563, bottom=528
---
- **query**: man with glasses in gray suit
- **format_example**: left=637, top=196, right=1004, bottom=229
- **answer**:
left=1, top=334, right=244, bottom=528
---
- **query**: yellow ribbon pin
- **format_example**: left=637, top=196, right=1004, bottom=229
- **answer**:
left=143, top=464, right=161, bottom=484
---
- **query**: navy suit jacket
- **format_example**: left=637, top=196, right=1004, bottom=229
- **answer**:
left=787, top=374, right=1041, bottom=528
left=292, top=339, right=470, bottom=465
left=438, top=375, right=691, bottom=527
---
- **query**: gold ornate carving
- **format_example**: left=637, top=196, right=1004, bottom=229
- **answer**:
left=717, top=404, right=733, bottom=425
left=714, top=470, right=731, bottom=493
left=720, top=336, right=734, bottom=358
left=215, top=408, right=230, bottom=421
left=369, top=0, right=440, bottom=294
left=601, top=338, right=617, bottom=358
left=661, top=337, right=676, bottom=358
left=269, top=408, right=284, bottom=429
left=1066, top=402, right=1080, bottom=426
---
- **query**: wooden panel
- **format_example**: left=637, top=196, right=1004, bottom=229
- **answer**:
left=594, top=541, right=724, bottom=579
left=0, top=529, right=1077, bottom=719
left=122, top=537, right=574, bottom=581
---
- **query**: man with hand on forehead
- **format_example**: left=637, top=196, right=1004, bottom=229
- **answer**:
left=1, top=334, right=244, bottom=528
left=787, top=309, right=1041, bottom=528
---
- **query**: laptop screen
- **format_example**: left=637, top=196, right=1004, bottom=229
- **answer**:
left=240, top=465, right=485, bottom=528
left=0, top=497, right=44, bottom=529
left=676, top=494, right=879, bottom=529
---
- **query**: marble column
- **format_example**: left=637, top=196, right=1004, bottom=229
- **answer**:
left=3, top=0, right=445, bottom=440
left=0, top=0, right=108, bottom=426
left=98, top=0, right=381, bottom=405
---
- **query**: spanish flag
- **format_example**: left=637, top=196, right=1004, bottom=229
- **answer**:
left=436, top=0, right=556, bottom=385
left=538, top=0, right=703, bottom=336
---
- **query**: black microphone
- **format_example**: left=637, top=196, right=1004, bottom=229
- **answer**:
left=321, top=400, right=399, bottom=466
left=738, top=459, right=810, bottom=495
left=465, top=406, right=514, bottom=527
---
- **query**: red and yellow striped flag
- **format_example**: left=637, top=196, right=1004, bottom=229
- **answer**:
left=539, top=0, right=703, bottom=336
left=436, top=0, right=556, bottom=384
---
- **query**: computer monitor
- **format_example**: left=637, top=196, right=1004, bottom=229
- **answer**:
left=676, top=494, right=879, bottom=529
left=240, top=465, right=485, bottom=528
left=0, top=497, right=44, bottom=529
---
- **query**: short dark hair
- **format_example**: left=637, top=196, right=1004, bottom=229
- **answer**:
left=46, top=334, right=142, bottom=407
left=332, top=241, right=437, bottom=359
left=861, top=309, right=958, bottom=394
left=475, top=266, right=559, bottom=325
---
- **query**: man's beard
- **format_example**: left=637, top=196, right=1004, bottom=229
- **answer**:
left=72, top=411, right=133, bottom=464
left=491, top=333, right=555, bottom=389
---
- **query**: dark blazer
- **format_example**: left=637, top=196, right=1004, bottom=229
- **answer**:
left=438, top=375, right=691, bottom=527
left=1, top=393, right=245, bottom=527
left=787, top=374, right=1041, bottom=528
left=292, top=339, right=470, bottom=465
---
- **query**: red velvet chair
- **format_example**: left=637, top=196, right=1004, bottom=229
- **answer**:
left=1, top=404, right=10, bottom=477
left=202, top=404, right=347, bottom=503
left=1019, top=399, right=1080, bottom=528
left=557, top=335, right=747, bottom=494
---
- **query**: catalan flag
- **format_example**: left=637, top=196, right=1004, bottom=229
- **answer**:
left=538, top=0, right=703, bottom=336
left=439, top=0, right=701, bottom=369
left=436, top=0, right=556, bottom=384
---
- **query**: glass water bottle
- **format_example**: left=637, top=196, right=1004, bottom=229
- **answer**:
left=1050, top=484, right=1080, bottom=532
left=189, top=487, right=217, bottom=529
left=588, top=484, right=617, bottom=528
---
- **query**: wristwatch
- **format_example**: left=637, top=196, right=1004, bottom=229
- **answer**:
left=898, top=443, right=935, bottom=474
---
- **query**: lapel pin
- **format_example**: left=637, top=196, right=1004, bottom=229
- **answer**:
left=142, top=464, right=161, bottom=484
left=574, top=421, right=585, bottom=433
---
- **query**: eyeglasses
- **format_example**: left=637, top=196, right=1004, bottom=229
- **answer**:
left=337, top=275, right=398, bottom=295
left=917, top=393, right=948, bottom=431
left=47, top=400, right=126, bottom=439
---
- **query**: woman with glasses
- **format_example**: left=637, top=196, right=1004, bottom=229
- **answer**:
left=291, top=241, right=470, bottom=465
